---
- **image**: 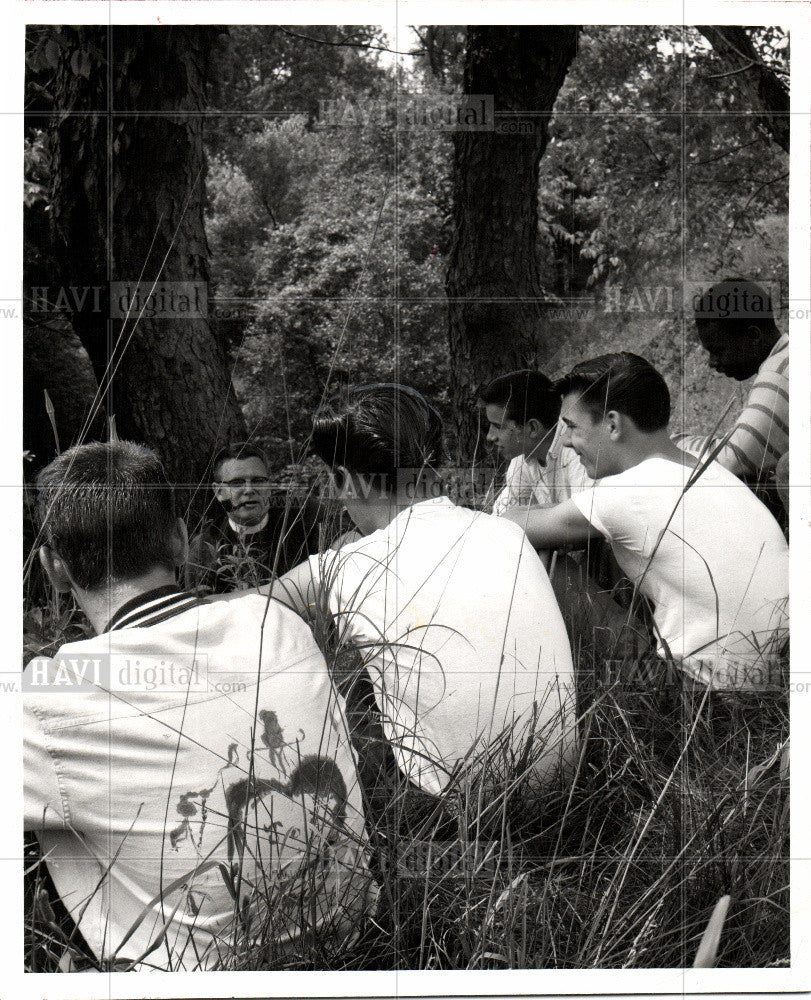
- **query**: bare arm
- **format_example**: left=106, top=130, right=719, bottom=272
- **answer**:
left=501, top=498, right=602, bottom=551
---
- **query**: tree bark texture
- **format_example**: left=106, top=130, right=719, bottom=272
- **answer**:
left=49, top=26, right=246, bottom=495
left=445, top=26, right=579, bottom=460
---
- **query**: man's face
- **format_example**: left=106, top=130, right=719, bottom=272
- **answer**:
left=559, top=392, right=618, bottom=480
left=484, top=404, right=527, bottom=461
left=696, top=320, right=764, bottom=381
left=214, top=456, right=271, bottom=527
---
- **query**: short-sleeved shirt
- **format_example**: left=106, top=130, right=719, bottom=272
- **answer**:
left=308, top=497, right=577, bottom=795
left=678, top=334, right=789, bottom=481
left=493, top=424, right=592, bottom=515
left=570, top=457, right=789, bottom=688
left=24, top=588, right=374, bottom=970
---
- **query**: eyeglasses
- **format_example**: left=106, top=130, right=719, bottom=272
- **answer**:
left=216, top=477, right=272, bottom=488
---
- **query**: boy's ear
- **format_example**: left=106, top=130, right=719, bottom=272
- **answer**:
left=524, top=417, right=544, bottom=440
left=170, top=518, right=189, bottom=568
left=747, top=323, right=772, bottom=355
left=605, top=410, right=623, bottom=440
left=39, top=545, right=74, bottom=594
left=213, top=482, right=229, bottom=504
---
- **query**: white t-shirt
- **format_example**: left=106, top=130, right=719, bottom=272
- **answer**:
left=570, top=457, right=789, bottom=688
left=493, top=423, right=592, bottom=515
left=309, top=497, right=577, bottom=795
left=24, top=588, right=374, bottom=970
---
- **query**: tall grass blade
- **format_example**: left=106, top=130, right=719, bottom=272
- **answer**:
left=43, top=389, right=60, bottom=455
left=693, top=894, right=731, bottom=967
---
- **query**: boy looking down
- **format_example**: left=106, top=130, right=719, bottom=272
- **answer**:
left=270, top=384, right=577, bottom=798
left=684, top=278, right=788, bottom=486
left=503, top=353, right=789, bottom=691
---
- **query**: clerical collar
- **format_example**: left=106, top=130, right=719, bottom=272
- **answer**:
left=228, top=512, right=269, bottom=536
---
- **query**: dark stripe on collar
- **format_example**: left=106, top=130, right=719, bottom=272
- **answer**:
left=105, top=586, right=201, bottom=634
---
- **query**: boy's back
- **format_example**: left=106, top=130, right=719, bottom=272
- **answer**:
left=312, top=497, right=577, bottom=795
left=24, top=591, right=374, bottom=970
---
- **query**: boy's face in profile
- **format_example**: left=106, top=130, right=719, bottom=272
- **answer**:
left=696, top=319, right=764, bottom=381
left=559, top=392, right=617, bottom=480
left=484, top=404, right=527, bottom=461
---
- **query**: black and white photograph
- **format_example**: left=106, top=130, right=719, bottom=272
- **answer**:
left=8, top=1, right=810, bottom=996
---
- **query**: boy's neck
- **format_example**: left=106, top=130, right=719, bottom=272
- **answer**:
left=618, top=429, right=692, bottom=473
left=523, top=426, right=556, bottom=465
left=75, top=568, right=180, bottom=635
left=347, top=489, right=447, bottom=534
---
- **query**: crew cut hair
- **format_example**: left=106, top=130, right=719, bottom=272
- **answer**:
left=211, top=441, right=268, bottom=481
left=557, top=352, right=671, bottom=433
left=693, top=277, right=778, bottom=335
left=479, top=370, right=561, bottom=429
left=36, top=441, right=178, bottom=591
left=311, top=383, right=448, bottom=480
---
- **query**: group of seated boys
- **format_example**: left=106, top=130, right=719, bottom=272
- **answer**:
left=23, top=279, right=789, bottom=970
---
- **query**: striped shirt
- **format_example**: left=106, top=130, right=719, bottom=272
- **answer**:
left=679, top=334, right=788, bottom=481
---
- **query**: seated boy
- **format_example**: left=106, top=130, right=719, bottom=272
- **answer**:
left=480, top=369, right=591, bottom=514
left=481, top=369, right=631, bottom=655
left=503, top=353, right=789, bottom=691
left=270, top=384, right=577, bottom=799
left=684, top=278, right=788, bottom=486
left=25, top=442, right=374, bottom=970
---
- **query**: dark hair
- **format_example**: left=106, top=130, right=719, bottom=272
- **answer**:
left=211, top=441, right=268, bottom=481
left=36, top=441, right=178, bottom=591
left=693, top=277, right=778, bottom=334
left=311, top=383, right=447, bottom=481
left=479, top=370, right=561, bottom=429
left=557, top=352, right=670, bottom=432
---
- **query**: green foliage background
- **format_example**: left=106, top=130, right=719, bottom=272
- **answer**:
left=24, top=24, right=788, bottom=473
left=203, top=24, right=788, bottom=470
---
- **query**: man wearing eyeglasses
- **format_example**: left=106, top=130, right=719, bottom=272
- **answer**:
left=188, top=442, right=320, bottom=593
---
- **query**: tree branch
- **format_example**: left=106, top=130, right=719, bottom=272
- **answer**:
left=275, top=26, right=413, bottom=57
left=722, top=169, right=789, bottom=250
left=696, top=25, right=789, bottom=153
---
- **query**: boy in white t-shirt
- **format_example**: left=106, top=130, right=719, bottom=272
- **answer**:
left=270, top=384, right=577, bottom=799
left=480, top=369, right=632, bottom=656
left=502, top=353, right=789, bottom=691
left=479, top=369, right=591, bottom=514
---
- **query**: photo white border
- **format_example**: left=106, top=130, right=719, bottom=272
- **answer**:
left=3, top=1, right=808, bottom=997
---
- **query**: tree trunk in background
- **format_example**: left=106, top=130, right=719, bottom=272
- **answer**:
left=446, top=26, right=579, bottom=461
left=696, top=26, right=789, bottom=154
left=49, top=26, right=246, bottom=501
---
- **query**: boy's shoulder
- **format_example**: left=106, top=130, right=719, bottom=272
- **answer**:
left=202, top=590, right=327, bottom=657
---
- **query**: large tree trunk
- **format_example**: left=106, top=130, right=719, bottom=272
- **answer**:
left=696, top=26, right=789, bottom=154
left=445, top=26, right=579, bottom=461
left=49, top=26, right=246, bottom=497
